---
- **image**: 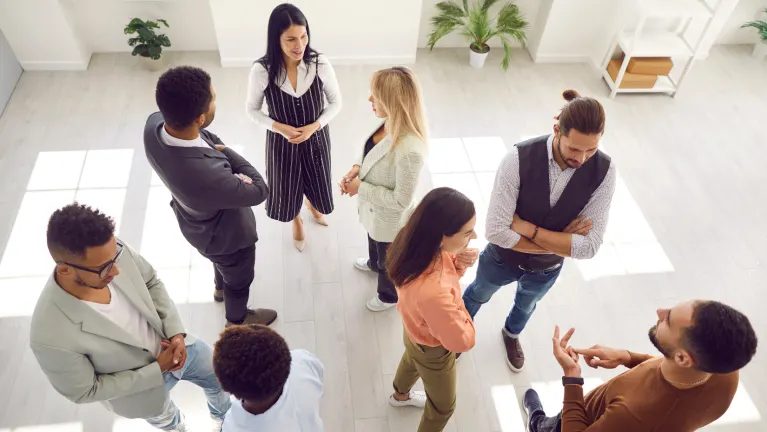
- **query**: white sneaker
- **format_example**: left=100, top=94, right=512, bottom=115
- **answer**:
left=354, top=258, right=374, bottom=272
left=388, top=390, right=427, bottom=408
left=366, top=295, right=396, bottom=312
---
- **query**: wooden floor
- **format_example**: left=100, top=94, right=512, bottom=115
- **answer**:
left=0, top=46, right=765, bottom=432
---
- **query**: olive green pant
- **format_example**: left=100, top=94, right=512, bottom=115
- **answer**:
left=392, top=332, right=457, bottom=432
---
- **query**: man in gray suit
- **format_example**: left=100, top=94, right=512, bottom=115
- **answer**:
left=30, top=204, right=230, bottom=431
left=145, top=66, right=276, bottom=326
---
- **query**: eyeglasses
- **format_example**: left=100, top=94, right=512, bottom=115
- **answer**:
left=62, top=241, right=124, bottom=279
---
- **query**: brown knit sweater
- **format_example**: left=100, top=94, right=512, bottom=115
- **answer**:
left=563, top=353, right=739, bottom=431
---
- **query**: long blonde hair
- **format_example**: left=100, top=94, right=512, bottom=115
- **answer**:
left=371, top=66, right=428, bottom=147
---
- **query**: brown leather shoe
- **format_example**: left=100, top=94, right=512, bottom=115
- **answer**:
left=214, top=287, right=224, bottom=303
left=226, top=308, right=278, bottom=327
left=502, top=329, right=525, bottom=372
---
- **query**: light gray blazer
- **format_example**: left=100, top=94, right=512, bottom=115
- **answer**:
left=358, top=133, right=427, bottom=242
left=29, top=241, right=192, bottom=419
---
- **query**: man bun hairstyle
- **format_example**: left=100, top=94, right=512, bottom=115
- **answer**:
left=557, top=88, right=606, bottom=136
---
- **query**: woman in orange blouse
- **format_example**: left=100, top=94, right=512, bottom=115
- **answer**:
left=385, top=187, right=479, bottom=432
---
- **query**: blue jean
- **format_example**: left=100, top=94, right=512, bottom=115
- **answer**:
left=462, top=244, right=562, bottom=335
left=145, top=338, right=231, bottom=430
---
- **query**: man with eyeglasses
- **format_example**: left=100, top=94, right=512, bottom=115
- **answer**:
left=30, top=203, right=230, bottom=432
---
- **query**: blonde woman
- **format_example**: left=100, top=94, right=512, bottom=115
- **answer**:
left=340, top=66, right=428, bottom=311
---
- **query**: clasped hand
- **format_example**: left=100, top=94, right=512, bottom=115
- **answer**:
left=275, top=122, right=320, bottom=144
left=339, top=165, right=361, bottom=196
left=157, top=334, right=186, bottom=372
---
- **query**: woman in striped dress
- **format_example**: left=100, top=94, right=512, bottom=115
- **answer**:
left=246, top=3, right=342, bottom=251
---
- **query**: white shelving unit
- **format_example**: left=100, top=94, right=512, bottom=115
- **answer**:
left=600, top=0, right=720, bottom=98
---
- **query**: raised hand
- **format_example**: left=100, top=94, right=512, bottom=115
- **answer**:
left=552, top=325, right=581, bottom=377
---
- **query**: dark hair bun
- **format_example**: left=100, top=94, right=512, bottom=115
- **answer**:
left=563, top=89, right=580, bottom=101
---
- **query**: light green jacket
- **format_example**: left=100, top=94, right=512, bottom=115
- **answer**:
left=29, top=241, right=191, bottom=419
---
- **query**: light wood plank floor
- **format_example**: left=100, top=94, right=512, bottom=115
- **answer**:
left=0, top=46, right=765, bottom=431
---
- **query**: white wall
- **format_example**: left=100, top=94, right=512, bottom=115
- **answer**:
left=0, top=0, right=90, bottom=70
left=416, top=0, right=542, bottom=49
left=210, top=0, right=423, bottom=67
left=529, top=0, right=634, bottom=65
left=66, top=0, right=218, bottom=53
left=715, top=0, right=763, bottom=44
left=0, top=28, right=22, bottom=115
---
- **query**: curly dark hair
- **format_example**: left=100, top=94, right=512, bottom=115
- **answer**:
left=155, top=66, right=212, bottom=129
left=684, top=301, right=757, bottom=374
left=47, top=203, right=115, bottom=259
left=213, top=324, right=292, bottom=401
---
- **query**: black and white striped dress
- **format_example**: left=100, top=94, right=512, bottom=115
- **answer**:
left=263, top=74, right=334, bottom=222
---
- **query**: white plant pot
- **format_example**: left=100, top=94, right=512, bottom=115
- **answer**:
left=141, top=56, right=165, bottom=72
left=469, top=48, right=489, bottom=69
left=752, top=40, right=767, bottom=60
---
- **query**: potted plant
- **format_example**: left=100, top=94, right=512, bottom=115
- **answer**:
left=124, top=18, right=171, bottom=70
left=741, top=8, right=767, bottom=59
left=427, top=0, right=527, bottom=69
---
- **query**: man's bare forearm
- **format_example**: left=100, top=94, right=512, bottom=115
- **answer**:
left=530, top=228, right=572, bottom=257
left=512, top=237, right=552, bottom=254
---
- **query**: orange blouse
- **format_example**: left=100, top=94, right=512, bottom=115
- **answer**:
left=395, top=252, right=476, bottom=353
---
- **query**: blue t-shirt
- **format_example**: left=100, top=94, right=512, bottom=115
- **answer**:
left=222, top=349, right=325, bottom=432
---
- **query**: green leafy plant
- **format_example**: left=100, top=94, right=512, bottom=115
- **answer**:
left=427, top=0, right=527, bottom=69
left=124, top=18, right=171, bottom=60
left=741, top=8, right=767, bottom=41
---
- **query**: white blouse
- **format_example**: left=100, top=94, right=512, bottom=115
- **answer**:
left=246, top=54, right=342, bottom=131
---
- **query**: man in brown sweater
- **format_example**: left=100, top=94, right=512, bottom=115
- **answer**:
left=523, top=299, right=757, bottom=431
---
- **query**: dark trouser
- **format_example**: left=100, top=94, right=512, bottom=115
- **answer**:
left=202, top=245, right=255, bottom=323
left=367, top=235, right=397, bottom=304
left=530, top=412, right=561, bottom=432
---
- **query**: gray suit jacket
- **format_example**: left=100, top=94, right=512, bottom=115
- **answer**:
left=144, top=112, right=269, bottom=255
left=358, top=133, right=427, bottom=242
left=29, top=241, right=192, bottom=419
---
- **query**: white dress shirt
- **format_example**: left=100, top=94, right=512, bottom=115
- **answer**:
left=485, top=135, right=617, bottom=259
left=160, top=125, right=210, bottom=149
left=222, top=349, right=325, bottom=432
left=245, top=54, right=342, bottom=131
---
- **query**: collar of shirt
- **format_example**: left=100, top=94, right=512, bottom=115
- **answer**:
left=276, top=59, right=317, bottom=97
left=546, top=133, right=555, bottom=161
left=160, top=125, right=210, bottom=149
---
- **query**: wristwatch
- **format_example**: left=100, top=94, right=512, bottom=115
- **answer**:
left=562, top=376, right=584, bottom=386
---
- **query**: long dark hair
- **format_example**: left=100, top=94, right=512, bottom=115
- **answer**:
left=258, top=3, right=320, bottom=88
left=386, top=188, right=475, bottom=287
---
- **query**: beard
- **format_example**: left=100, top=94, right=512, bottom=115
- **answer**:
left=75, top=273, right=109, bottom=289
left=648, top=325, right=672, bottom=358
